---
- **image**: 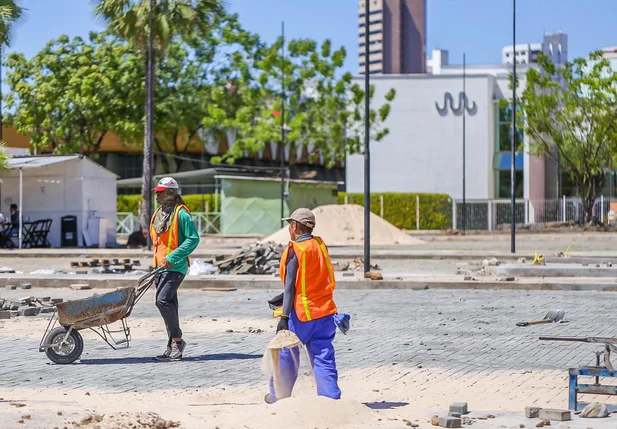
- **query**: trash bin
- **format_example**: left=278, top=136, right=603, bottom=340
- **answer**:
left=61, top=215, right=78, bottom=247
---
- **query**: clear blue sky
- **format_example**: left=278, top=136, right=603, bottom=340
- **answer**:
left=6, top=0, right=617, bottom=72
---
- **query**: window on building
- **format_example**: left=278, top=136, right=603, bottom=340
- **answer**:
left=497, top=170, right=524, bottom=198
left=497, top=104, right=523, bottom=152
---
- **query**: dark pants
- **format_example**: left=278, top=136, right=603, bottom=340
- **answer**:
left=155, top=271, right=185, bottom=342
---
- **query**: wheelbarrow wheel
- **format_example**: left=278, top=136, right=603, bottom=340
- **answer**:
left=44, top=326, right=84, bottom=364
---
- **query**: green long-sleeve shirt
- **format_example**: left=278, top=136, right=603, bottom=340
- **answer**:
left=160, top=208, right=200, bottom=275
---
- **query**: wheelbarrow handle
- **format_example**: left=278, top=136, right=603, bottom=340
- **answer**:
left=133, top=267, right=165, bottom=307
left=137, top=266, right=164, bottom=289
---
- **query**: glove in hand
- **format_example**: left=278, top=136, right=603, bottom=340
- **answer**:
left=276, top=315, right=289, bottom=333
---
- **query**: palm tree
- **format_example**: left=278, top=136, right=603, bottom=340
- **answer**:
left=92, top=0, right=222, bottom=237
left=0, top=0, right=25, bottom=141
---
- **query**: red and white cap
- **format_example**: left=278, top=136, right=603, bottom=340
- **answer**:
left=152, top=177, right=179, bottom=192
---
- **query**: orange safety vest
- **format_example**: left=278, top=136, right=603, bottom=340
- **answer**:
left=150, top=204, right=191, bottom=268
left=279, top=236, right=337, bottom=322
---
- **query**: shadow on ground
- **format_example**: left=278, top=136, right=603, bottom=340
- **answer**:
left=364, top=401, right=410, bottom=410
left=76, top=353, right=262, bottom=365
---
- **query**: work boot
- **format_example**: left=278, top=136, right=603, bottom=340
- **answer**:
left=264, top=393, right=277, bottom=404
left=169, top=340, right=186, bottom=361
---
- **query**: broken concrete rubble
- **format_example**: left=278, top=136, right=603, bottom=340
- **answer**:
left=0, top=295, right=62, bottom=318
left=525, top=406, right=541, bottom=418
left=214, top=241, right=284, bottom=275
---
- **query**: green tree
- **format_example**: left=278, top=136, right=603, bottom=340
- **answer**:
left=212, top=37, right=396, bottom=168
left=0, top=141, right=10, bottom=170
left=5, top=33, right=142, bottom=154
left=145, top=12, right=264, bottom=172
left=520, top=52, right=617, bottom=224
left=0, top=0, right=25, bottom=141
left=92, top=0, right=222, bottom=229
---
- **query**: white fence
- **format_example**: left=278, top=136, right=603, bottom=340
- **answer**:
left=117, top=196, right=617, bottom=235
left=116, top=212, right=221, bottom=236
left=454, top=197, right=617, bottom=231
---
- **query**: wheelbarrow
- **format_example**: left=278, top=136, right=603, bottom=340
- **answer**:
left=38, top=268, right=162, bottom=364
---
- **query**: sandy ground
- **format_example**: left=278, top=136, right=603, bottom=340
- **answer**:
left=3, top=288, right=617, bottom=428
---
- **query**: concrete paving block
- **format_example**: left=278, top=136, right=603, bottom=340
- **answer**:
left=18, top=306, right=40, bottom=317
left=5, top=284, right=17, bottom=290
left=439, top=416, right=461, bottom=428
left=51, top=298, right=63, bottom=304
left=448, top=412, right=461, bottom=418
left=526, top=406, right=542, bottom=418
left=0, top=310, right=11, bottom=319
left=449, top=402, right=468, bottom=414
left=20, top=283, right=32, bottom=290
left=9, top=310, right=18, bottom=317
left=538, top=409, right=570, bottom=421
left=70, top=284, right=92, bottom=290
left=39, top=307, right=56, bottom=314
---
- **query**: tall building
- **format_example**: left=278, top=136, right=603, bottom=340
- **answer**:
left=502, top=32, right=568, bottom=66
left=358, top=0, right=427, bottom=75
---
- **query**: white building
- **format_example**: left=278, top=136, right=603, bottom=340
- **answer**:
left=0, top=155, right=118, bottom=248
left=502, top=32, right=568, bottom=66
left=345, top=68, right=562, bottom=228
left=346, top=73, right=546, bottom=200
left=502, top=43, right=543, bottom=65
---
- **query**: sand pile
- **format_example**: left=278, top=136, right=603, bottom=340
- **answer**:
left=78, top=412, right=180, bottom=428
left=262, top=204, right=424, bottom=246
left=223, top=396, right=382, bottom=429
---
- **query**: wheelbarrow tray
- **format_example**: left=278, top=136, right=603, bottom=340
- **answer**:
left=56, top=287, right=136, bottom=330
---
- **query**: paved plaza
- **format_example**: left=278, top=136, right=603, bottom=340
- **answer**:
left=2, top=287, right=617, bottom=428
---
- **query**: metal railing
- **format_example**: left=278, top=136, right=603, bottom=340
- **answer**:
left=116, top=212, right=221, bottom=236
left=453, top=196, right=617, bottom=231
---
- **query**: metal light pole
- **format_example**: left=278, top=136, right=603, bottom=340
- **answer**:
left=462, top=53, right=466, bottom=233
left=146, top=0, right=155, bottom=251
left=280, top=21, right=286, bottom=228
left=510, top=0, right=517, bottom=253
left=363, top=0, right=371, bottom=273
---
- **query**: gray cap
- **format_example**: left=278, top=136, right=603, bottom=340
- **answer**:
left=282, top=208, right=316, bottom=228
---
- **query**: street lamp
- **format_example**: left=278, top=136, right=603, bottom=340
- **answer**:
left=510, top=0, right=517, bottom=253
left=462, top=53, right=467, bottom=233
left=280, top=21, right=287, bottom=227
left=279, top=124, right=291, bottom=227
left=363, top=0, right=371, bottom=273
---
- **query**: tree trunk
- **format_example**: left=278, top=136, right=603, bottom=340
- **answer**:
left=582, top=195, right=595, bottom=225
left=140, top=0, right=156, bottom=242
left=140, top=54, right=155, bottom=233
left=578, top=175, right=604, bottom=225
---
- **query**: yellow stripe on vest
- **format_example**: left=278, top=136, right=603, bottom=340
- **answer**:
left=315, top=237, right=335, bottom=284
left=166, top=205, right=183, bottom=256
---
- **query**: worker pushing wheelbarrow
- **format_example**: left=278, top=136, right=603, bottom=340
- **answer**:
left=40, top=177, right=200, bottom=364
left=38, top=268, right=161, bottom=364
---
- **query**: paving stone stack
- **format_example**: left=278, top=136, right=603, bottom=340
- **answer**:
left=69, top=258, right=145, bottom=274
left=0, top=296, right=62, bottom=319
left=215, top=242, right=284, bottom=275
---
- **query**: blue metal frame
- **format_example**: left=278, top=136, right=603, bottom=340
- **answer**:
left=569, top=367, right=617, bottom=412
